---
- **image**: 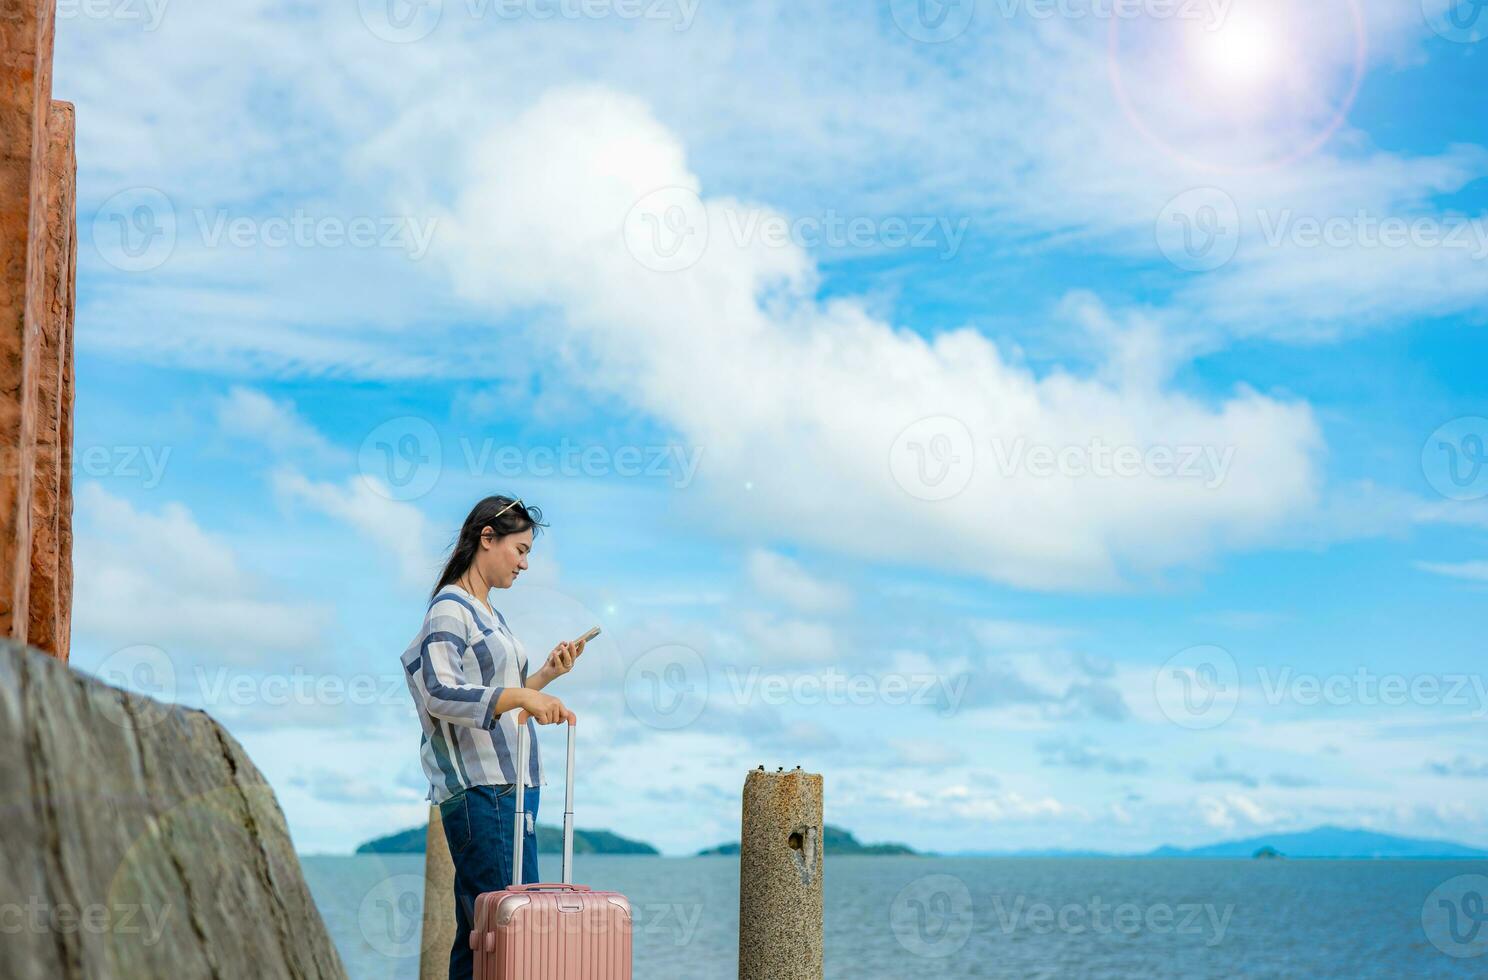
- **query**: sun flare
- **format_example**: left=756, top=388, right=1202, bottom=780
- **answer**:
left=1189, top=14, right=1281, bottom=90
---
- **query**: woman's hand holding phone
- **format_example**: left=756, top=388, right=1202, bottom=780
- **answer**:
left=516, top=689, right=576, bottom=727
left=542, top=626, right=599, bottom=680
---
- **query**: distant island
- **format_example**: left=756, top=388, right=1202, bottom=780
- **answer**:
left=357, top=825, right=658, bottom=856
left=1145, top=825, right=1488, bottom=860
left=954, top=825, right=1488, bottom=860
left=698, top=824, right=917, bottom=856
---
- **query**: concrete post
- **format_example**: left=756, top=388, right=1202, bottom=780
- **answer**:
left=418, top=806, right=457, bottom=980
left=738, top=766, right=824, bottom=980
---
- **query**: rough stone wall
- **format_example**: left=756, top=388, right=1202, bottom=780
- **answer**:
left=1, top=641, right=348, bottom=979
left=0, top=0, right=75, bottom=658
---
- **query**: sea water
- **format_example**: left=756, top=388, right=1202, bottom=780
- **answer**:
left=301, top=853, right=1486, bottom=978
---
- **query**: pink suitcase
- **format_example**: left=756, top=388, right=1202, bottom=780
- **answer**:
left=470, top=720, right=633, bottom=979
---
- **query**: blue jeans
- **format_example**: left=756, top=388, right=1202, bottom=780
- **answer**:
left=439, top=782, right=540, bottom=980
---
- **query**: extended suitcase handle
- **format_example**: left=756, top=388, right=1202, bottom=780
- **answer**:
left=512, top=718, right=576, bottom=887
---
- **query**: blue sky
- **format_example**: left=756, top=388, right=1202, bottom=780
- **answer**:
left=55, top=0, right=1488, bottom=856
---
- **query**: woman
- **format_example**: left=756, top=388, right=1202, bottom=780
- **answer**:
left=401, top=495, right=585, bottom=980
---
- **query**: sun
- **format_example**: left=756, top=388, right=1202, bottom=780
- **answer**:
left=1188, top=13, right=1281, bottom=91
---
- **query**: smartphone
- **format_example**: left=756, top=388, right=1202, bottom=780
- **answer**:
left=574, top=626, right=601, bottom=645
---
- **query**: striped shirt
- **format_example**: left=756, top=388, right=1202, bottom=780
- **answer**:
left=402, top=584, right=545, bottom=803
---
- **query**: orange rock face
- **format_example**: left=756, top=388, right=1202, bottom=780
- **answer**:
left=1, top=0, right=75, bottom=659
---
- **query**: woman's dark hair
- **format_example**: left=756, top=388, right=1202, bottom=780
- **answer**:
left=432, top=495, right=547, bottom=598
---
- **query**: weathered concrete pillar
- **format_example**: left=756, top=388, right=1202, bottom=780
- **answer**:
left=419, top=806, right=457, bottom=980
left=25, top=97, right=73, bottom=660
left=739, top=766, right=824, bottom=980
left=0, top=0, right=73, bottom=659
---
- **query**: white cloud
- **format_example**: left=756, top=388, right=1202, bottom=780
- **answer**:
left=72, top=483, right=327, bottom=663
left=1197, top=793, right=1279, bottom=831
left=271, top=470, right=439, bottom=588
left=215, top=386, right=347, bottom=463
left=745, top=549, right=851, bottom=614
left=1415, top=560, right=1488, bottom=583
left=430, top=86, right=1324, bottom=591
left=733, top=611, right=839, bottom=664
left=971, top=618, right=1077, bottom=650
